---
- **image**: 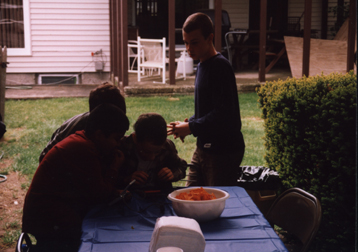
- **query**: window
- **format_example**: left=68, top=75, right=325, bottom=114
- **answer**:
left=136, top=0, right=157, bottom=17
left=38, top=74, right=79, bottom=85
left=0, top=0, right=31, bottom=55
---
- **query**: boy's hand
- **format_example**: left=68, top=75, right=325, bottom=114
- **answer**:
left=131, top=171, right=149, bottom=185
left=167, top=118, right=190, bottom=142
left=157, top=167, right=174, bottom=182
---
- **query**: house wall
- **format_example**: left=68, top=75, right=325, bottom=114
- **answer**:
left=288, top=0, right=322, bottom=38
left=222, top=0, right=249, bottom=30
left=6, top=0, right=111, bottom=85
left=222, top=0, right=350, bottom=40
left=287, top=0, right=350, bottom=40
left=327, top=0, right=350, bottom=39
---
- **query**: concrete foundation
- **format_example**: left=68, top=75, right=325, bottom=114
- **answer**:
left=6, top=72, right=111, bottom=85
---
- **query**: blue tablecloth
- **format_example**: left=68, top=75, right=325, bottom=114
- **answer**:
left=79, top=186, right=288, bottom=252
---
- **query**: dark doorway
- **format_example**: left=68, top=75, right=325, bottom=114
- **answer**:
left=134, top=0, right=209, bottom=43
left=249, top=0, right=288, bottom=40
left=247, top=0, right=289, bottom=67
left=135, top=0, right=168, bottom=39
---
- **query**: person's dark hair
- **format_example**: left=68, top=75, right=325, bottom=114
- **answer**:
left=133, top=113, right=167, bottom=146
left=182, top=12, right=214, bottom=39
left=89, top=82, right=126, bottom=113
left=85, top=103, right=129, bottom=137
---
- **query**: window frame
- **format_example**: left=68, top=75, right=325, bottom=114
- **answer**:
left=7, top=0, right=31, bottom=56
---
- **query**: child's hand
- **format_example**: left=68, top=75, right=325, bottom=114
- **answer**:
left=131, top=171, right=149, bottom=185
left=157, top=167, right=174, bottom=182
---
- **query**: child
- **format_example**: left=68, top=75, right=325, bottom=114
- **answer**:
left=168, top=12, right=245, bottom=186
left=22, top=104, right=129, bottom=252
left=39, top=82, right=126, bottom=162
left=118, top=113, right=187, bottom=191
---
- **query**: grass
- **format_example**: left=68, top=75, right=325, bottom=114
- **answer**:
left=0, top=93, right=265, bottom=180
left=0, top=92, right=265, bottom=247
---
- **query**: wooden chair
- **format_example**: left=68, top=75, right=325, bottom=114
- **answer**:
left=265, top=187, right=322, bottom=252
left=137, top=37, right=166, bottom=84
left=128, top=40, right=139, bottom=73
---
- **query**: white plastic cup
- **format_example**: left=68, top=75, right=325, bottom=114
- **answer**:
left=157, top=247, right=183, bottom=252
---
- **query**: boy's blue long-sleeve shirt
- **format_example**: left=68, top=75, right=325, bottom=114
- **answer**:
left=188, top=53, right=245, bottom=153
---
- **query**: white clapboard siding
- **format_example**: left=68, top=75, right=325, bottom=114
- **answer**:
left=7, top=0, right=110, bottom=73
left=222, top=0, right=249, bottom=29
left=327, top=0, right=350, bottom=39
left=288, top=0, right=322, bottom=38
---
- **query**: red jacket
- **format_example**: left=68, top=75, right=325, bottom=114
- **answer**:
left=22, top=131, right=119, bottom=238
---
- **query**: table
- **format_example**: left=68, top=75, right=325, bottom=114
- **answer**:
left=224, top=29, right=281, bottom=71
left=78, top=187, right=288, bottom=252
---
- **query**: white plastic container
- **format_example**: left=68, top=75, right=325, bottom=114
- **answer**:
left=149, top=216, right=205, bottom=252
left=157, top=247, right=183, bottom=252
left=176, top=52, right=194, bottom=75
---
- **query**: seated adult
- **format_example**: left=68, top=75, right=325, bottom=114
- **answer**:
left=39, top=82, right=126, bottom=163
left=118, top=113, right=187, bottom=191
left=22, top=104, right=129, bottom=252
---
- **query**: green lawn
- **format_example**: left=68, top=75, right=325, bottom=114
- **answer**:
left=0, top=92, right=265, bottom=181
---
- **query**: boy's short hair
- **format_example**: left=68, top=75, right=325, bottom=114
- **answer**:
left=133, top=113, right=167, bottom=146
left=89, top=82, right=126, bottom=113
left=182, top=12, right=214, bottom=39
left=85, top=103, right=129, bottom=137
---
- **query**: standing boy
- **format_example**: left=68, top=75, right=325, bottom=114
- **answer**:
left=168, top=12, right=245, bottom=186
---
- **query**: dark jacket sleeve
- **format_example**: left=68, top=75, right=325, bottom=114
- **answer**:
left=39, top=112, right=89, bottom=163
left=162, top=139, right=187, bottom=181
left=189, top=59, right=238, bottom=137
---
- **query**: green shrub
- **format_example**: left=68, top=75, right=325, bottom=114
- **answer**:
left=257, top=71, right=356, bottom=252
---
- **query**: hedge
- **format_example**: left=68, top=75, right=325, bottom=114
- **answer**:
left=257, top=71, right=356, bottom=252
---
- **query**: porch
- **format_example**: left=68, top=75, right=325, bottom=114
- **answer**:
left=4, top=67, right=292, bottom=99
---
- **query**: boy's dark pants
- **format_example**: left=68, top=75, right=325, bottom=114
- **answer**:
left=186, top=147, right=244, bottom=186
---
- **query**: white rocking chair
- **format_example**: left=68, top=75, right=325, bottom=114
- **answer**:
left=137, top=37, right=166, bottom=84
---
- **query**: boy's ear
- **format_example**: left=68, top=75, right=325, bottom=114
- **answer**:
left=208, top=33, right=214, bottom=43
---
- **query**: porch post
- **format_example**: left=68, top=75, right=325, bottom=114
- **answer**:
left=168, top=0, right=176, bottom=85
left=120, top=0, right=128, bottom=88
left=258, top=0, right=267, bottom=82
left=214, top=0, right=222, bottom=52
left=346, top=0, right=356, bottom=72
left=0, top=47, right=6, bottom=120
left=110, top=0, right=119, bottom=82
left=321, top=0, right=328, bottom=39
left=109, top=0, right=114, bottom=77
left=115, top=1, right=122, bottom=84
left=302, top=0, right=312, bottom=77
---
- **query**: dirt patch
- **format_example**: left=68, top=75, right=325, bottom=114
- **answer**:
left=0, top=171, right=29, bottom=251
left=244, top=117, right=264, bottom=122
left=1, top=127, right=27, bottom=143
